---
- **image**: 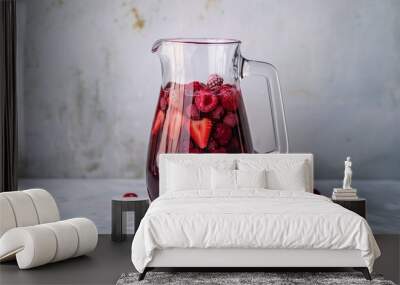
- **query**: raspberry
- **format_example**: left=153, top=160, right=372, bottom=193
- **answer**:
left=215, top=147, right=227, bottom=153
left=213, top=123, right=232, bottom=145
left=210, top=106, right=224, bottom=121
left=192, top=81, right=206, bottom=92
left=185, top=104, right=200, bottom=120
left=207, top=138, right=219, bottom=152
left=194, top=89, right=218, bottom=113
left=206, top=74, right=223, bottom=91
left=227, top=137, right=241, bottom=153
left=184, top=81, right=205, bottom=96
left=220, top=83, right=235, bottom=90
left=208, top=138, right=227, bottom=153
left=219, top=86, right=239, bottom=111
left=223, top=112, right=237, bottom=127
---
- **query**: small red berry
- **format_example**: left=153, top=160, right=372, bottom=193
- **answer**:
left=227, top=137, right=241, bottom=153
left=213, top=123, right=232, bottom=145
left=207, top=138, right=219, bottom=152
left=220, top=87, right=239, bottom=111
left=215, top=147, right=227, bottom=153
left=184, top=81, right=205, bottom=96
left=194, top=89, right=218, bottom=113
left=192, top=81, right=205, bottom=92
left=210, top=106, right=225, bottom=121
left=223, top=112, right=238, bottom=127
left=206, top=74, right=224, bottom=91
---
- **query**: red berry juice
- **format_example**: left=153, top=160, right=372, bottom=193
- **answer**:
left=146, top=75, right=253, bottom=200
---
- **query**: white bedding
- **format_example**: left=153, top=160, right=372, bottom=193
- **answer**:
left=131, top=190, right=380, bottom=273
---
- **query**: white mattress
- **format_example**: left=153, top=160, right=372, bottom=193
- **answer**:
left=131, top=190, right=380, bottom=273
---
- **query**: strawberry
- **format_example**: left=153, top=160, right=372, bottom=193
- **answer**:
left=151, top=110, right=165, bottom=135
left=190, top=118, right=212, bottom=149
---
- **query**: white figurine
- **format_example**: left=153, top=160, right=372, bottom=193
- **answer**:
left=342, top=157, right=352, bottom=190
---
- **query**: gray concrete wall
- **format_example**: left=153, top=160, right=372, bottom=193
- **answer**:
left=17, top=0, right=400, bottom=180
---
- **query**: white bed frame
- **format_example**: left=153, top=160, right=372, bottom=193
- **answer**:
left=140, top=154, right=370, bottom=280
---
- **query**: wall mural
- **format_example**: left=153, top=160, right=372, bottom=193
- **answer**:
left=16, top=0, right=400, bottom=233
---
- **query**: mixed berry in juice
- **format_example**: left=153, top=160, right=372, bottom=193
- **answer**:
left=146, top=74, right=253, bottom=200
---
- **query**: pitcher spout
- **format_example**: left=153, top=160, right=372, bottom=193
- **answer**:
left=151, top=39, right=164, bottom=53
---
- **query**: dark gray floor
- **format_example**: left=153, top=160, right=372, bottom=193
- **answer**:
left=1, top=235, right=399, bottom=285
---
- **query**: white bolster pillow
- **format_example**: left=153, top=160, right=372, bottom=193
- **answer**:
left=0, top=191, right=39, bottom=227
left=0, top=218, right=98, bottom=269
left=0, top=196, right=17, bottom=237
left=64, top=218, right=98, bottom=257
left=23, top=189, right=60, bottom=224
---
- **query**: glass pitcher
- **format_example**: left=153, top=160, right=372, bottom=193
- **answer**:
left=147, top=38, right=289, bottom=200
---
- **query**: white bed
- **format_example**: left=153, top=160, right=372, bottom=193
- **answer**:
left=131, top=154, right=380, bottom=280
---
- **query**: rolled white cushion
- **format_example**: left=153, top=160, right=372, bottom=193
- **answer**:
left=0, top=218, right=98, bottom=269
left=42, top=221, right=79, bottom=262
left=65, top=218, right=98, bottom=257
left=0, top=196, right=17, bottom=237
left=0, top=226, right=57, bottom=269
left=0, top=192, right=39, bottom=227
left=23, top=189, right=60, bottom=223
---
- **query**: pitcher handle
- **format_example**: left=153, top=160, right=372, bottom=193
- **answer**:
left=240, top=58, right=289, bottom=153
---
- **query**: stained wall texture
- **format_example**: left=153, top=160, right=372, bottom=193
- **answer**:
left=17, top=0, right=400, bottom=179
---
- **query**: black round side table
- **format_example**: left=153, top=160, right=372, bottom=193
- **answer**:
left=111, top=197, right=149, bottom=242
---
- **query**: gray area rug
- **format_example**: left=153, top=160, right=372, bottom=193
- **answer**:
left=116, top=272, right=396, bottom=285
